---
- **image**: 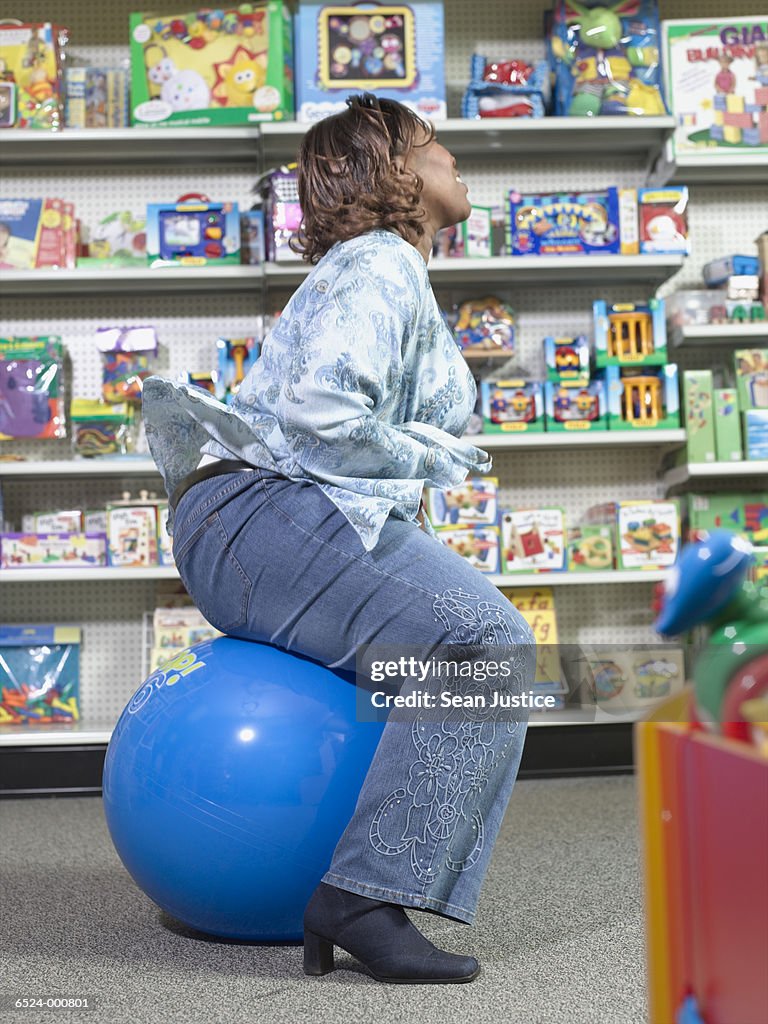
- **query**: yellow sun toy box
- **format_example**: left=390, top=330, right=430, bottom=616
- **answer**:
left=129, top=3, right=294, bottom=127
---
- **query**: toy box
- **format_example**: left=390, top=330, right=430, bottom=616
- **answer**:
left=500, top=586, right=568, bottom=698
left=637, top=187, right=690, bottom=255
left=78, top=211, right=146, bottom=268
left=480, top=379, right=544, bottom=433
left=507, top=188, right=623, bottom=256
left=461, top=55, right=550, bottom=120
left=216, top=337, right=260, bottom=403
left=714, top=388, right=743, bottom=462
left=544, top=335, right=589, bottom=382
left=21, top=510, right=83, bottom=534
left=662, top=18, right=768, bottom=156
left=734, top=348, right=768, bottom=410
left=461, top=207, right=492, bottom=258
left=0, top=336, right=66, bottom=441
left=453, top=298, right=515, bottom=357
left=604, top=365, right=680, bottom=430
left=64, top=65, right=130, bottom=128
left=687, top=492, right=768, bottom=544
left=129, top=3, right=294, bottom=127
left=544, top=378, right=607, bottom=432
left=0, top=533, right=107, bottom=569
left=293, top=2, right=446, bottom=123
left=96, top=326, right=158, bottom=403
left=500, top=508, right=566, bottom=574
left=241, top=209, right=265, bottom=265
left=0, top=22, right=67, bottom=130
left=665, top=288, right=730, bottom=327
left=106, top=503, right=158, bottom=568
left=146, top=197, right=240, bottom=265
left=261, top=167, right=302, bottom=261
left=744, top=409, right=768, bottom=460
left=0, top=625, right=81, bottom=726
left=682, top=369, right=716, bottom=463
left=424, top=477, right=498, bottom=529
left=435, top=525, right=500, bottom=573
left=571, top=645, right=685, bottom=712
left=616, top=500, right=680, bottom=569
left=84, top=510, right=108, bottom=534
left=0, top=198, right=75, bottom=270
left=593, top=298, right=667, bottom=367
left=703, top=253, right=760, bottom=286
left=156, top=500, right=174, bottom=566
left=549, top=0, right=667, bottom=117
left=567, top=524, right=614, bottom=571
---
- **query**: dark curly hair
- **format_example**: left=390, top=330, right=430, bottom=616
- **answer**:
left=290, top=93, right=435, bottom=264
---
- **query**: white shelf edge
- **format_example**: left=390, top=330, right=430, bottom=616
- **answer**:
left=0, top=459, right=160, bottom=476
left=489, top=570, right=667, bottom=586
left=664, top=460, right=768, bottom=487
left=0, top=705, right=650, bottom=745
left=671, top=322, right=768, bottom=347
left=0, top=567, right=179, bottom=582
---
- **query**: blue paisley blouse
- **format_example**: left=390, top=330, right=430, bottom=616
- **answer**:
left=142, top=228, right=492, bottom=553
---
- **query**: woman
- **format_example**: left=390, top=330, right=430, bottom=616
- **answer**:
left=142, top=93, right=535, bottom=986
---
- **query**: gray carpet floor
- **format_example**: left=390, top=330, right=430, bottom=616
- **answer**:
left=0, top=776, right=647, bottom=1024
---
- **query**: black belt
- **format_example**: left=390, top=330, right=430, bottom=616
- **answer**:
left=169, top=458, right=256, bottom=511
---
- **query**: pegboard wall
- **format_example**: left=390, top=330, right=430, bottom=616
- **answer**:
left=1, top=0, right=766, bottom=725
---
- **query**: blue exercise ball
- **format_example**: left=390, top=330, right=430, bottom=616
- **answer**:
left=103, top=636, right=386, bottom=941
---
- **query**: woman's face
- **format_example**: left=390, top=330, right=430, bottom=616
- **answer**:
left=403, top=128, right=471, bottom=233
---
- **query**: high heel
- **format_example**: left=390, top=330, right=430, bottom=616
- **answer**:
left=303, top=882, right=480, bottom=984
left=303, top=929, right=335, bottom=976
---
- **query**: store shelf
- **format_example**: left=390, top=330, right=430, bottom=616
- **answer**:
left=0, top=567, right=178, bottom=582
left=266, top=254, right=685, bottom=287
left=0, top=127, right=262, bottom=167
left=473, top=430, right=686, bottom=450
left=670, top=322, right=768, bottom=348
left=489, top=570, right=667, bottom=586
left=651, top=147, right=768, bottom=186
left=664, top=460, right=768, bottom=488
left=0, top=704, right=649, bottom=746
left=259, top=116, right=675, bottom=163
left=0, top=459, right=159, bottom=477
left=1, top=265, right=262, bottom=296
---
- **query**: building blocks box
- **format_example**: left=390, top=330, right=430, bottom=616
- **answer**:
left=687, top=492, right=768, bottom=544
left=682, top=370, right=716, bottom=463
left=593, top=298, right=667, bottom=368
left=480, top=379, right=544, bottom=433
left=293, top=2, right=447, bottom=123
left=605, top=365, right=680, bottom=430
left=129, top=3, right=294, bottom=127
left=424, top=478, right=498, bottom=529
left=0, top=533, right=107, bottom=569
left=616, top=500, right=680, bottom=570
left=714, top=388, right=743, bottom=461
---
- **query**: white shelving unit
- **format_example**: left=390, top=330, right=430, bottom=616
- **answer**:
left=664, top=460, right=768, bottom=489
left=670, top=322, right=768, bottom=348
left=650, top=145, right=768, bottom=187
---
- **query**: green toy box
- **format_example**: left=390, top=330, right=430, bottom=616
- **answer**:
left=713, top=388, right=743, bottom=462
left=567, top=524, right=614, bottom=572
left=734, top=348, right=768, bottom=411
left=593, top=298, right=667, bottom=368
left=604, top=365, right=680, bottom=430
left=129, top=3, right=294, bottom=127
left=683, top=369, right=716, bottom=463
left=687, top=492, right=768, bottom=545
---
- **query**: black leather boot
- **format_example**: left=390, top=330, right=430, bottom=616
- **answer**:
left=303, top=882, right=480, bottom=984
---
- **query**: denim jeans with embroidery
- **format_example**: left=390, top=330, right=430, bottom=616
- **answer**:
left=171, top=466, right=536, bottom=926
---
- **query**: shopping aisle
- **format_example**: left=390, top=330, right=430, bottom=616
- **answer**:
left=1, top=776, right=645, bottom=1024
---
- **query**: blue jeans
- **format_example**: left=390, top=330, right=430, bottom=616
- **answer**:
left=171, top=466, right=535, bottom=925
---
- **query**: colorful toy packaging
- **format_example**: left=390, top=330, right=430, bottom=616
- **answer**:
left=96, top=327, right=158, bottom=404
left=548, top=0, right=667, bottom=117
left=424, top=478, right=498, bottom=529
left=682, top=370, right=716, bottom=463
left=593, top=298, right=667, bottom=367
left=0, top=22, right=69, bottom=130
left=461, top=54, right=550, bottom=119
left=500, top=586, right=568, bottom=703
left=500, top=508, right=567, bottom=573
left=613, top=499, right=680, bottom=569
left=293, top=2, right=446, bottom=122
left=64, top=64, right=130, bottom=128
left=544, top=335, right=589, bottom=382
left=0, top=533, right=107, bottom=569
left=734, top=348, right=768, bottom=410
left=662, top=17, right=768, bottom=156
left=507, top=188, right=629, bottom=256
left=70, top=400, right=135, bottom=458
left=744, top=409, right=768, bottom=460
left=605, top=364, right=680, bottom=430
left=129, top=3, right=294, bottom=127
left=0, top=198, right=76, bottom=270
left=0, top=336, right=65, bottom=440
left=0, top=626, right=81, bottom=725
left=216, top=336, right=260, bottom=403
left=241, top=209, right=265, bottom=265
left=260, top=167, right=302, bottom=261
left=637, top=187, right=690, bottom=256
left=106, top=495, right=159, bottom=568
left=567, top=523, right=614, bottom=571
left=571, top=644, right=685, bottom=712
left=686, top=492, right=768, bottom=544
left=146, top=196, right=240, bottom=265
left=544, top=377, right=607, bottom=431
left=150, top=606, right=222, bottom=671
left=452, top=297, right=515, bottom=357
left=480, top=379, right=544, bottom=433
left=78, top=211, right=147, bottom=268
left=21, top=509, right=82, bottom=533
left=713, top=388, right=743, bottom=462
left=435, top=525, right=500, bottom=573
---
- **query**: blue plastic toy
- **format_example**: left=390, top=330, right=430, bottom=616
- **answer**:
left=103, top=636, right=387, bottom=941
